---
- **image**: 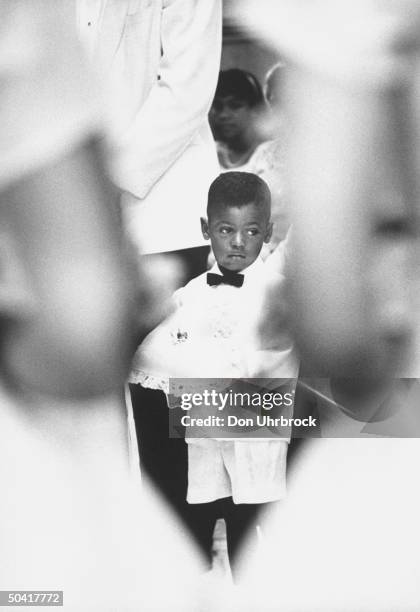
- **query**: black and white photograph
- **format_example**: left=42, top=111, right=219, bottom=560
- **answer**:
left=1, top=1, right=420, bottom=610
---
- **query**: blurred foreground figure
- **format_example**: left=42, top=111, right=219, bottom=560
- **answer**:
left=217, top=3, right=420, bottom=610
left=0, top=2, right=200, bottom=609
left=237, top=417, right=420, bottom=610
left=233, top=0, right=420, bottom=381
left=210, top=379, right=420, bottom=611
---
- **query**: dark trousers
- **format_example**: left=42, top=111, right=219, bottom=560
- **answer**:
left=129, top=385, right=189, bottom=519
left=129, top=385, right=274, bottom=575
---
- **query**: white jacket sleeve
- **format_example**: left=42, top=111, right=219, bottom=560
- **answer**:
left=116, top=0, right=222, bottom=200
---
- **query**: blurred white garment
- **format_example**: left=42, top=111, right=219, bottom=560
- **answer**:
left=232, top=0, right=420, bottom=379
left=237, top=438, right=420, bottom=611
left=231, top=0, right=420, bottom=89
left=0, top=386, right=202, bottom=611
left=76, top=0, right=222, bottom=254
left=228, top=381, right=420, bottom=610
left=0, top=0, right=103, bottom=190
left=219, top=5, right=420, bottom=609
left=264, top=227, right=291, bottom=275
left=0, top=3, right=201, bottom=609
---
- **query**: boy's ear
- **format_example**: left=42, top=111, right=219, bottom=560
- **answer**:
left=200, top=217, right=210, bottom=240
left=264, top=221, right=273, bottom=243
left=0, top=231, right=35, bottom=320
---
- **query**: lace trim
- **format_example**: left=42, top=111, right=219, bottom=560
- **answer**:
left=128, top=369, right=169, bottom=393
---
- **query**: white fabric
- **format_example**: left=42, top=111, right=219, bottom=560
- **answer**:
left=238, top=437, right=420, bottom=611
left=77, top=0, right=222, bottom=254
left=0, top=385, right=201, bottom=611
left=131, top=257, right=299, bottom=504
left=76, top=0, right=106, bottom=56
left=232, top=0, right=420, bottom=89
left=125, top=383, right=142, bottom=484
left=0, top=0, right=103, bottom=190
left=265, top=227, right=292, bottom=275
left=131, top=257, right=298, bottom=380
left=230, top=382, right=420, bottom=609
left=187, top=438, right=288, bottom=504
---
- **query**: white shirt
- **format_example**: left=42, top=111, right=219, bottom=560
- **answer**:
left=130, top=257, right=298, bottom=383
left=76, top=0, right=105, bottom=57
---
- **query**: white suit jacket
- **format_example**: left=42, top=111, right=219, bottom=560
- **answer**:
left=78, top=0, right=222, bottom=254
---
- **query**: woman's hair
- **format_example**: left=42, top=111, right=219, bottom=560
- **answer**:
left=214, top=69, right=264, bottom=108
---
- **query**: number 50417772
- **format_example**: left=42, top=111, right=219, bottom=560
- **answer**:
left=0, top=591, right=63, bottom=606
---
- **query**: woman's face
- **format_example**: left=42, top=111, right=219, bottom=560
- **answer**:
left=209, top=95, right=255, bottom=144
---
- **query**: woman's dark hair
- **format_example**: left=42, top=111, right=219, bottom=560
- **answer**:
left=214, top=69, right=264, bottom=108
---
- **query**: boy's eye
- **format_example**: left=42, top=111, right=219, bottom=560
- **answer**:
left=219, top=227, right=232, bottom=234
left=247, top=228, right=259, bottom=236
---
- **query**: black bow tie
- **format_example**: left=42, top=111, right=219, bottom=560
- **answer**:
left=207, top=271, right=244, bottom=288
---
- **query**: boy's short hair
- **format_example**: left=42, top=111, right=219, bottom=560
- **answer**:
left=214, top=69, right=264, bottom=108
left=207, top=171, right=271, bottom=219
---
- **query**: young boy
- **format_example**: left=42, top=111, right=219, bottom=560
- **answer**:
left=130, top=171, right=299, bottom=578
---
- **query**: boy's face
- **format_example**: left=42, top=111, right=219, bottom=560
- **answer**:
left=201, top=203, right=272, bottom=272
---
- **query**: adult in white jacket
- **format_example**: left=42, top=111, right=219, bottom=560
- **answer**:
left=77, top=0, right=222, bottom=266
